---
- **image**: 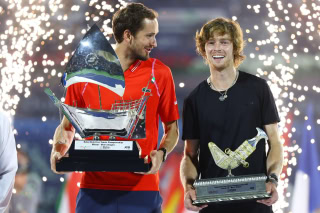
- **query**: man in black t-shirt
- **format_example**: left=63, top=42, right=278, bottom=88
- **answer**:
left=180, top=17, right=283, bottom=213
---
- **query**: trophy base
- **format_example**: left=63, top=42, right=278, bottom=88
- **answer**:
left=56, top=156, right=151, bottom=172
left=193, top=174, right=271, bottom=205
left=56, top=139, right=151, bottom=172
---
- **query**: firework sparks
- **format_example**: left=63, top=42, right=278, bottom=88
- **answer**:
left=0, top=0, right=128, bottom=193
left=1, top=0, right=320, bottom=211
left=243, top=0, right=320, bottom=212
left=0, top=0, right=127, bottom=115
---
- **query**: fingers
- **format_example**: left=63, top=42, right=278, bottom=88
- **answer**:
left=135, top=150, right=162, bottom=175
left=257, top=197, right=276, bottom=206
left=50, top=151, right=64, bottom=174
left=184, top=189, right=207, bottom=211
left=257, top=182, right=278, bottom=206
left=149, top=150, right=162, bottom=174
left=50, top=148, right=69, bottom=175
left=134, top=163, right=153, bottom=175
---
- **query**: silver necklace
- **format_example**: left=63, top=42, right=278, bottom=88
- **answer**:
left=207, top=71, right=239, bottom=101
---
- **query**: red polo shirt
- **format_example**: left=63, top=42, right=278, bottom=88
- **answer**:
left=64, top=58, right=179, bottom=191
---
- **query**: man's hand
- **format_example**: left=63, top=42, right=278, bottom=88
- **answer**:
left=184, top=188, right=207, bottom=211
left=136, top=120, right=179, bottom=175
left=136, top=150, right=163, bottom=175
left=50, top=140, right=71, bottom=174
left=257, top=181, right=278, bottom=206
left=51, top=117, right=75, bottom=174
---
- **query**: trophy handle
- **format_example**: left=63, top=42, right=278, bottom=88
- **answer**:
left=225, top=148, right=231, bottom=154
left=242, top=161, right=249, bottom=168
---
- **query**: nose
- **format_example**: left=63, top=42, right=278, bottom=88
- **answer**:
left=213, top=42, right=221, bottom=50
left=151, top=37, right=157, bottom=48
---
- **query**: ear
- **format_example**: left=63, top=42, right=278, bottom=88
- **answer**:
left=123, top=29, right=133, bottom=44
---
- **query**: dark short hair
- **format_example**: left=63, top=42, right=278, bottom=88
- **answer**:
left=195, top=17, right=246, bottom=68
left=112, top=3, right=158, bottom=43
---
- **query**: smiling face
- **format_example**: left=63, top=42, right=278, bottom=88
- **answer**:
left=195, top=18, right=246, bottom=69
left=205, top=33, right=234, bottom=71
left=129, top=18, right=158, bottom=61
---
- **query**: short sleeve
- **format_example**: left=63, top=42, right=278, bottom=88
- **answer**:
left=261, top=81, right=280, bottom=125
left=157, top=66, right=179, bottom=123
left=182, top=96, right=200, bottom=140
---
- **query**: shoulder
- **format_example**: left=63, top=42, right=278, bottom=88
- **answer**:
left=238, top=70, right=268, bottom=87
left=147, top=58, right=171, bottom=73
left=140, top=58, right=172, bottom=84
left=239, top=70, right=264, bottom=81
left=185, top=80, right=207, bottom=102
left=0, top=111, right=10, bottom=129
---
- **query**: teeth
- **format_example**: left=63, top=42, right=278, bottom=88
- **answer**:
left=213, top=56, right=224, bottom=59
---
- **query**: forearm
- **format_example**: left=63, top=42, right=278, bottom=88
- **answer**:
left=158, top=120, right=179, bottom=153
left=267, top=142, right=283, bottom=176
left=180, top=140, right=205, bottom=210
left=265, top=123, right=284, bottom=176
left=180, top=155, right=199, bottom=191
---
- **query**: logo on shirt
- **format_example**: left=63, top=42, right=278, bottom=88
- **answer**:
left=142, top=87, right=151, bottom=93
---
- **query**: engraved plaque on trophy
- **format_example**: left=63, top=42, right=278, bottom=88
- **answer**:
left=192, top=128, right=271, bottom=205
left=45, top=24, right=151, bottom=172
left=54, top=139, right=149, bottom=172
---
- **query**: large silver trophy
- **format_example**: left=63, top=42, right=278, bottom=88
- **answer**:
left=45, top=24, right=151, bottom=172
left=193, top=128, right=271, bottom=205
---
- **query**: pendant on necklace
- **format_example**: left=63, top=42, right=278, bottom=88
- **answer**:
left=219, top=94, right=227, bottom=101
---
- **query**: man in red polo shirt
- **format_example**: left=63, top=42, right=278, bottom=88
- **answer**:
left=50, top=3, right=179, bottom=213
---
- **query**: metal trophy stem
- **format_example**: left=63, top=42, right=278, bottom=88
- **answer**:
left=227, top=165, right=233, bottom=177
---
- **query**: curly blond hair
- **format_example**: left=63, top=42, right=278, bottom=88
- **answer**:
left=195, top=17, right=246, bottom=68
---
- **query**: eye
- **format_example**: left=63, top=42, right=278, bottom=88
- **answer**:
left=221, top=40, right=230, bottom=45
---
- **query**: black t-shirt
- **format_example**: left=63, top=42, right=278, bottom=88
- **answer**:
left=182, top=71, right=280, bottom=213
